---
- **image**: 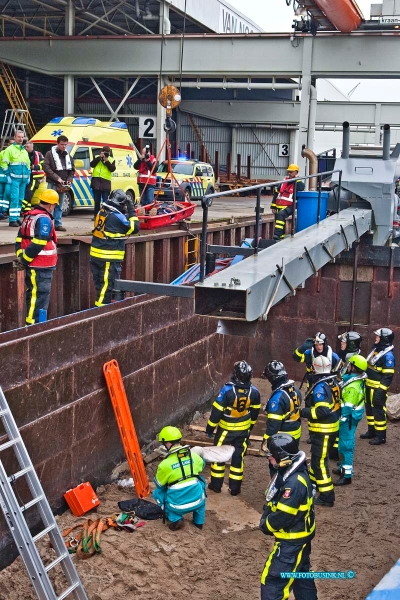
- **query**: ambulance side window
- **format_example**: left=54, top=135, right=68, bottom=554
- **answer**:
left=73, top=147, right=90, bottom=169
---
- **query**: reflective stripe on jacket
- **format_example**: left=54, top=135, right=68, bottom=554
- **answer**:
left=16, top=208, right=57, bottom=268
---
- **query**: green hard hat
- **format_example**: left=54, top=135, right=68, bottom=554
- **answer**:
left=158, top=426, right=182, bottom=443
left=349, top=354, right=368, bottom=371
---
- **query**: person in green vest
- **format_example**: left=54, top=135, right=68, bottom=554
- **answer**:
left=333, top=354, right=367, bottom=486
left=153, top=426, right=207, bottom=531
left=0, top=130, right=30, bottom=226
left=90, top=146, right=116, bottom=219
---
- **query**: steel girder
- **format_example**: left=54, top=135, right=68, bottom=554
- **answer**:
left=194, top=208, right=372, bottom=322
left=0, top=34, right=400, bottom=78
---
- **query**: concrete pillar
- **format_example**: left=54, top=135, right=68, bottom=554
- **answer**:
left=297, top=37, right=313, bottom=174
left=64, top=75, right=74, bottom=115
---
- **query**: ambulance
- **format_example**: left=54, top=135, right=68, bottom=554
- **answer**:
left=31, top=117, right=139, bottom=215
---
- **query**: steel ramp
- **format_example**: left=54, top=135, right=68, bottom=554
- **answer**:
left=194, top=208, right=372, bottom=323
left=0, top=386, right=88, bottom=600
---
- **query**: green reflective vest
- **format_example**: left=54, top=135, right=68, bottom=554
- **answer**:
left=92, top=157, right=115, bottom=181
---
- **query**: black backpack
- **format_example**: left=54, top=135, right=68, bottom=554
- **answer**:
left=118, top=498, right=164, bottom=520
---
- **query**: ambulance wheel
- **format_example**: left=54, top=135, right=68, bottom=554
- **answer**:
left=61, top=191, right=73, bottom=217
left=126, top=189, right=135, bottom=205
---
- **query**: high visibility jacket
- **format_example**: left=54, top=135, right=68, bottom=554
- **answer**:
left=28, top=150, right=45, bottom=180
left=16, top=207, right=57, bottom=268
left=0, top=143, right=30, bottom=182
left=340, top=374, right=366, bottom=424
left=206, top=381, right=261, bottom=434
left=366, top=346, right=395, bottom=396
left=90, top=156, right=116, bottom=189
left=271, top=178, right=305, bottom=209
left=136, top=156, right=157, bottom=186
left=0, top=148, right=8, bottom=183
left=264, top=380, right=302, bottom=442
left=260, top=462, right=315, bottom=543
left=301, top=377, right=340, bottom=434
left=90, top=205, right=139, bottom=262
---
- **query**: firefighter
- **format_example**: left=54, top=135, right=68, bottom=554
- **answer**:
left=90, top=189, right=139, bottom=307
left=15, top=189, right=59, bottom=325
left=261, top=361, right=302, bottom=464
left=333, top=354, right=367, bottom=486
left=153, top=426, right=207, bottom=531
left=134, top=145, right=157, bottom=207
left=260, top=433, right=317, bottom=600
left=301, top=355, right=340, bottom=507
left=271, top=164, right=305, bottom=240
left=23, top=141, right=45, bottom=213
left=335, top=331, right=362, bottom=377
left=0, top=130, right=30, bottom=227
left=206, top=360, right=261, bottom=496
left=361, top=328, right=395, bottom=445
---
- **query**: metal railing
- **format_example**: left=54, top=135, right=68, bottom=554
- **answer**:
left=199, top=169, right=343, bottom=283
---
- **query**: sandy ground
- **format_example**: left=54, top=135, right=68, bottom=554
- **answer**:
left=0, top=377, right=399, bottom=600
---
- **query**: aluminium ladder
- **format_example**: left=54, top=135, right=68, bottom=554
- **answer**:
left=0, top=386, right=88, bottom=600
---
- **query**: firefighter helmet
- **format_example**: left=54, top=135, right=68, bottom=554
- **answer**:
left=313, top=354, right=332, bottom=374
left=158, top=426, right=182, bottom=444
left=39, top=189, right=59, bottom=205
left=232, top=360, right=252, bottom=385
left=338, top=331, right=362, bottom=354
left=263, top=361, right=288, bottom=384
left=374, top=328, right=394, bottom=346
left=267, top=433, right=299, bottom=466
left=108, top=189, right=127, bottom=205
left=348, top=354, right=368, bottom=372
left=314, top=332, right=328, bottom=347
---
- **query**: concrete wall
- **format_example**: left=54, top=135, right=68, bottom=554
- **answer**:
left=0, top=294, right=249, bottom=568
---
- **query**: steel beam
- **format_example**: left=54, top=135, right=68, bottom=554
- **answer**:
left=1, top=34, right=400, bottom=78
left=194, top=208, right=372, bottom=322
left=115, top=280, right=195, bottom=298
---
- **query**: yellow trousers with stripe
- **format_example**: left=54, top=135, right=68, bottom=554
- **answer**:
left=261, top=540, right=317, bottom=600
left=90, top=258, right=121, bottom=306
left=309, top=432, right=336, bottom=503
left=25, top=267, right=54, bottom=325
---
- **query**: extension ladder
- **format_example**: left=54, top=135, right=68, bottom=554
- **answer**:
left=0, top=386, right=88, bottom=600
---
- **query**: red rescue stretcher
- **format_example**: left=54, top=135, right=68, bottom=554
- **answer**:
left=136, top=201, right=196, bottom=230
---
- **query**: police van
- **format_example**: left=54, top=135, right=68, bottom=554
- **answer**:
left=156, top=159, right=215, bottom=201
left=31, top=117, right=139, bottom=215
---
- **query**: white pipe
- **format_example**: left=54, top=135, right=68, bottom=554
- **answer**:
left=171, top=78, right=300, bottom=90
left=307, top=85, right=317, bottom=152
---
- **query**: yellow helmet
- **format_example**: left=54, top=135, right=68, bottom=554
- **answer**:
left=39, top=189, right=59, bottom=205
left=287, top=164, right=300, bottom=172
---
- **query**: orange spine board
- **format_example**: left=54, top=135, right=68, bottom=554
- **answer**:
left=103, top=359, right=150, bottom=498
left=313, top=0, right=363, bottom=33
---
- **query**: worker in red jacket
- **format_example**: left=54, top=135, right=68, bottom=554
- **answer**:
left=134, top=145, right=157, bottom=207
left=271, top=164, right=305, bottom=240
left=15, top=188, right=59, bottom=325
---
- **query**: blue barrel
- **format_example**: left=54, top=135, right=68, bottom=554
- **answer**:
left=296, top=191, right=329, bottom=233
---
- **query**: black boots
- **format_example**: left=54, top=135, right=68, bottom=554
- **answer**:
left=169, top=519, right=184, bottom=531
left=332, top=468, right=342, bottom=476
left=369, top=437, right=386, bottom=445
left=208, top=483, right=221, bottom=493
left=314, top=496, right=334, bottom=507
left=334, top=476, right=352, bottom=486
left=360, top=430, right=376, bottom=439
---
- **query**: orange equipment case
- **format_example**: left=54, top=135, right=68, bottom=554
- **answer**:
left=64, top=482, right=100, bottom=517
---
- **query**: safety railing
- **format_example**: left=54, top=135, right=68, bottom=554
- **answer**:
left=199, top=169, right=343, bottom=283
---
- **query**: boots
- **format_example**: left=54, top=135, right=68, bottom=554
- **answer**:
left=208, top=483, right=221, bottom=493
left=369, top=437, right=386, bottom=445
left=332, top=468, right=342, bottom=476
left=334, top=476, right=352, bottom=486
left=169, top=519, right=184, bottom=531
left=360, top=430, right=376, bottom=439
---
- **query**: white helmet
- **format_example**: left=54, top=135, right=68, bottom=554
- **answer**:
left=313, top=354, right=332, bottom=374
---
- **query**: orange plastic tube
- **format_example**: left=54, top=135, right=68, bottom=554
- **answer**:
left=103, top=359, right=150, bottom=499
left=313, top=0, right=363, bottom=33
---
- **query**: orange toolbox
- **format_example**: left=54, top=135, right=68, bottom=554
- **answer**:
left=64, top=482, right=100, bottom=517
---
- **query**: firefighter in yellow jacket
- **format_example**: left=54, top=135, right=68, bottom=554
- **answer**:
left=206, top=360, right=261, bottom=496
left=90, top=189, right=139, bottom=307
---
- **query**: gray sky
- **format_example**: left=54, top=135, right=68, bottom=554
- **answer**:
left=225, top=1, right=400, bottom=102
